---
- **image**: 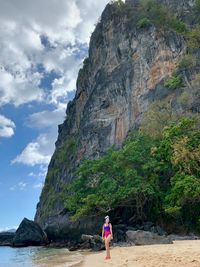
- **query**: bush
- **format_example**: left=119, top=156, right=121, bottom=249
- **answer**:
left=195, top=0, right=200, bottom=23
left=168, top=18, right=187, bottom=34
left=52, top=137, right=77, bottom=166
left=140, top=98, right=181, bottom=138
left=178, top=54, right=196, bottom=70
left=195, top=0, right=200, bottom=13
left=139, top=0, right=187, bottom=34
left=140, top=0, right=168, bottom=27
left=165, top=174, right=200, bottom=227
left=187, top=28, right=200, bottom=49
left=192, top=72, right=200, bottom=87
left=177, top=91, right=193, bottom=106
left=164, top=74, right=183, bottom=89
left=137, top=17, right=151, bottom=29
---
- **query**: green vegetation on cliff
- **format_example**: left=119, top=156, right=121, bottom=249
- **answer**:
left=178, top=54, right=196, bottom=70
left=65, top=117, right=200, bottom=232
left=38, top=137, right=77, bottom=221
left=115, top=0, right=199, bottom=51
left=140, top=0, right=187, bottom=34
left=164, top=74, right=183, bottom=90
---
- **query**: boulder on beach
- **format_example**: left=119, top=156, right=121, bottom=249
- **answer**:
left=12, top=218, right=48, bottom=247
left=126, top=230, right=173, bottom=245
left=0, top=232, right=15, bottom=246
left=80, top=234, right=105, bottom=251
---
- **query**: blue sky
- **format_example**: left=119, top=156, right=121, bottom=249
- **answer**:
left=0, top=0, right=110, bottom=231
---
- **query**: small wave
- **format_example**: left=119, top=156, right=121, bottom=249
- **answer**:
left=0, top=246, right=83, bottom=267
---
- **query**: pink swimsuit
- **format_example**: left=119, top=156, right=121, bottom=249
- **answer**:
left=104, top=224, right=111, bottom=238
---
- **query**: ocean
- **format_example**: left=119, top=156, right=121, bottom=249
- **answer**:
left=0, top=246, right=83, bottom=267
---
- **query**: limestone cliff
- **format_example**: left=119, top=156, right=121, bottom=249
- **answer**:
left=34, top=0, right=200, bottom=241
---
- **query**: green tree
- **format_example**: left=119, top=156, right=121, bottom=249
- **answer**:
left=64, top=117, right=200, bottom=232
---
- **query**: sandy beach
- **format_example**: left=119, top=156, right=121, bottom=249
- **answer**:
left=76, top=240, right=200, bottom=267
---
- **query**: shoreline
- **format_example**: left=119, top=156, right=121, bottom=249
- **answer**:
left=0, top=246, right=84, bottom=267
left=73, top=240, right=200, bottom=267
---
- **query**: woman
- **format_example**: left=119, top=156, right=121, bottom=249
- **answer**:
left=102, top=215, right=113, bottom=259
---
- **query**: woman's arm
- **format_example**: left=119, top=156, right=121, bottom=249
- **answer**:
left=110, top=223, right=113, bottom=239
left=102, top=225, right=104, bottom=240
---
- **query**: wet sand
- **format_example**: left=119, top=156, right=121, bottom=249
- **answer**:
left=75, top=240, right=200, bottom=267
left=32, top=248, right=83, bottom=267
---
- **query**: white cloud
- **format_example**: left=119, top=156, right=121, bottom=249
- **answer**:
left=15, top=105, right=67, bottom=166
left=50, top=74, right=77, bottom=105
left=33, top=183, right=44, bottom=189
left=28, top=165, right=48, bottom=180
left=75, top=0, right=110, bottom=43
left=9, top=182, right=27, bottom=191
left=0, top=114, right=16, bottom=138
left=26, top=105, right=66, bottom=129
left=0, top=0, right=110, bottom=107
left=28, top=166, right=46, bottom=189
left=12, top=102, right=67, bottom=166
left=12, top=132, right=56, bottom=166
left=18, top=182, right=27, bottom=190
left=0, top=66, right=44, bottom=107
left=4, top=0, right=110, bottom=167
left=0, top=19, right=44, bottom=106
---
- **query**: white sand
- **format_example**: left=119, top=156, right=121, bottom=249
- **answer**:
left=76, top=240, right=200, bottom=267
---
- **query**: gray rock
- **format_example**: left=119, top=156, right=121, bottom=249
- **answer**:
left=126, top=230, right=173, bottom=245
left=80, top=234, right=105, bottom=251
left=151, top=226, right=167, bottom=236
left=113, top=229, right=126, bottom=242
left=113, top=224, right=127, bottom=230
left=143, top=222, right=154, bottom=232
left=0, top=232, right=15, bottom=246
left=12, top=218, right=48, bottom=247
left=126, top=226, right=137, bottom=231
left=81, top=234, right=94, bottom=242
left=155, top=226, right=167, bottom=236
left=42, top=213, right=103, bottom=244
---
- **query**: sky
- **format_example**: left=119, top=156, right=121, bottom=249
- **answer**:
left=0, top=0, right=111, bottom=232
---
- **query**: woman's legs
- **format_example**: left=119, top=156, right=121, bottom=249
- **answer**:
left=105, top=235, right=112, bottom=258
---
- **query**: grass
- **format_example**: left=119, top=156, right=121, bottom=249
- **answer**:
left=178, top=54, right=196, bottom=70
left=137, top=17, right=151, bottom=29
left=164, top=74, right=183, bottom=89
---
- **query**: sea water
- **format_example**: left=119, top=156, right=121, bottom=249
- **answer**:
left=0, top=246, right=83, bottom=267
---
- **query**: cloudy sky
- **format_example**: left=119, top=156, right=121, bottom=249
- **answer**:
left=0, top=0, right=110, bottom=231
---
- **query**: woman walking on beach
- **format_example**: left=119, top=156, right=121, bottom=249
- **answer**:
left=102, top=215, right=113, bottom=260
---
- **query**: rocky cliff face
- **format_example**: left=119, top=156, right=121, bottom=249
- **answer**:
left=34, top=0, right=200, bottom=241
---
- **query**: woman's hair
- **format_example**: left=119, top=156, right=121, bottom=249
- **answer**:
left=105, top=215, right=110, bottom=222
